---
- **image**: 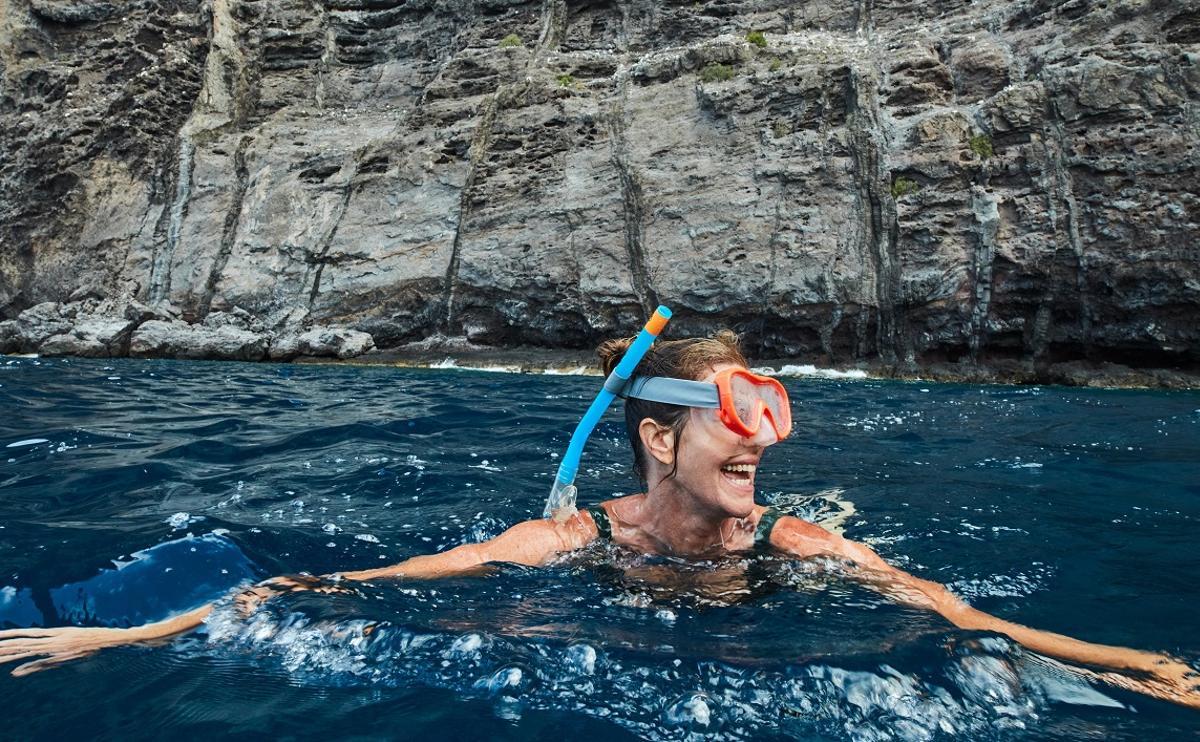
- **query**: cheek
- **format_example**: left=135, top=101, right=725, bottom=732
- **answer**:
left=680, top=410, right=741, bottom=466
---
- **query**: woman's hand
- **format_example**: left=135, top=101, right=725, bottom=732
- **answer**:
left=233, top=574, right=353, bottom=616
left=0, top=625, right=159, bottom=676
left=1, top=603, right=215, bottom=676
left=1080, top=654, right=1200, bottom=710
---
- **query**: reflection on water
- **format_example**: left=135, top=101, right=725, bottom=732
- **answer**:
left=1, top=357, right=1199, bottom=740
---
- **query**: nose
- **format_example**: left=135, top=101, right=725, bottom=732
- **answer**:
left=746, top=419, right=780, bottom=447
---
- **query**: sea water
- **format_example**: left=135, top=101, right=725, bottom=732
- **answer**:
left=1, top=357, right=1198, bottom=740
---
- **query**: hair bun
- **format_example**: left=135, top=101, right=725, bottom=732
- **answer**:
left=596, top=336, right=636, bottom=376
left=711, top=329, right=740, bottom=349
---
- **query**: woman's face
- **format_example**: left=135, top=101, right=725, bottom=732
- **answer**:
left=668, top=362, right=782, bottom=519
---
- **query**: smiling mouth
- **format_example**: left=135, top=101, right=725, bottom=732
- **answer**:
left=720, top=463, right=756, bottom=487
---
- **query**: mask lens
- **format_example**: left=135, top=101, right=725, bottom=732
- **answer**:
left=730, top=375, right=761, bottom=428
left=760, top=381, right=791, bottom=436
left=728, top=372, right=791, bottom=437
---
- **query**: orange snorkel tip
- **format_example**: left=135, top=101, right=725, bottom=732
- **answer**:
left=644, top=307, right=670, bottom=337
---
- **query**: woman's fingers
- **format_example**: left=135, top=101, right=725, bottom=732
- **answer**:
left=11, top=649, right=93, bottom=677
left=1087, top=667, right=1200, bottom=710
left=0, top=635, right=71, bottom=658
left=1, top=627, right=128, bottom=676
left=0, top=641, right=49, bottom=659
left=0, top=628, right=61, bottom=639
left=0, top=649, right=51, bottom=665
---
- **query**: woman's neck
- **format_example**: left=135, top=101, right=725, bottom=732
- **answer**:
left=625, top=482, right=745, bottom=557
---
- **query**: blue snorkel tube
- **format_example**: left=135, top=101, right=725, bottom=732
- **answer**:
left=544, top=305, right=672, bottom=521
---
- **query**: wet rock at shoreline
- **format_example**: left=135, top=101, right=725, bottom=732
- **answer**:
left=270, top=327, right=375, bottom=361
left=12, top=302, right=77, bottom=352
left=0, top=299, right=375, bottom=362
left=129, top=319, right=269, bottom=361
left=40, top=316, right=137, bottom=358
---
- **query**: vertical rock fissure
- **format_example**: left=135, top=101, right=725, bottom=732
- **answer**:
left=314, top=0, right=333, bottom=109
left=608, top=72, right=657, bottom=318
left=968, top=187, right=999, bottom=359
left=854, top=0, right=875, bottom=41
left=846, top=64, right=900, bottom=364
left=535, top=0, right=566, bottom=55
left=307, top=169, right=358, bottom=311
left=199, top=135, right=251, bottom=316
left=1046, top=103, right=1091, bottom=355
left=148, top=135, right=196, bottom=304
left=147, top=0, right=257, bottom=310
left=441, top=0, right=568, bottom=336
left=441, top=92, right=500, bottom=333
left=762, top=191, right=785, bottom=351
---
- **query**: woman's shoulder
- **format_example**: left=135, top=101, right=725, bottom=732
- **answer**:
left=757, top=509, right=843, bottom=555
left=585, top=494, right=645, bottom=540
left=589, top=493, right=645, bottom=522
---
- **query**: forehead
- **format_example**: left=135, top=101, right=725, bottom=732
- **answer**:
left=700, top=361, right=746, bottom=382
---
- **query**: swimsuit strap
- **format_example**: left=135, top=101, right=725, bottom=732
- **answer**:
left=753, top=507, right=784, bottom=551
left=586, top=504, right=612, bottom=540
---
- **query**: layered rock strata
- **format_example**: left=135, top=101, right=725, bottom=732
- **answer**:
left=1, top=0, right=1197, bottom=373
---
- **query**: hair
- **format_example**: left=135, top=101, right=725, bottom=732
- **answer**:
left=597, top=329, right=748, bottom=484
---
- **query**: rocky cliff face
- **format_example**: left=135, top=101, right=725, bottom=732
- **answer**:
left=1, top=0, right=1197, bottom=372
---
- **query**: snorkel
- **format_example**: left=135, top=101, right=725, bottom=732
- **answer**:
left=543, top=306, right=672, bottom=522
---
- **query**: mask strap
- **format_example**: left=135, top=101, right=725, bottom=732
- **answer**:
left=624, top=377, right=720, bottom=408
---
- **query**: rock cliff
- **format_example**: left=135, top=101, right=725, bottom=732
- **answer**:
left=1, top=0, right=1197, bottom=374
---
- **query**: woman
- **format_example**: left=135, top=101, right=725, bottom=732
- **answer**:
left=1, top=332, right=1197, bottom=709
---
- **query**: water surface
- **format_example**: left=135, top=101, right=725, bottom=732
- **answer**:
left=1, top=357, right=1198, bottom=740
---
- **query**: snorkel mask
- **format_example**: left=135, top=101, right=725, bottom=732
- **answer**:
left=543, top=308, right=792, bottom=522
left=623, top=368, right=792, bottom=441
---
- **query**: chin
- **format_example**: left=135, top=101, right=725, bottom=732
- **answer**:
left=718, top=487, right=756, bottom=518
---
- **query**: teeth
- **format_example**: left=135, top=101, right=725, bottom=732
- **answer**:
left=721, top=464, right=756, bottom=473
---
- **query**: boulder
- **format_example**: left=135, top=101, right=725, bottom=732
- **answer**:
left=0, top=320, right=19, bottom=354
left=130, top=320, right=268, bottom=361
left=124, top=300, right=180, bottom=324
left=270, top=327, right=375, bottom=360
left=40, top=316, right=137, bottom=357
left=14, top=302, right=75, bottom=351
left=202, top=307, right=263, bottom=333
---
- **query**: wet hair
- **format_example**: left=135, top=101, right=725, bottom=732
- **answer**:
left=597, top=329, right=748, bottom=484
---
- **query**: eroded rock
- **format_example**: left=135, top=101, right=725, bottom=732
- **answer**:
left=0, top=0, right=1196, bottom=378
left=40, top=317, right=137, bottom=358
left=270, top=327, right=375, bottom=361
left=129, top=320, right=268, bottom=361
left=13, top=302, right=76, bottom=351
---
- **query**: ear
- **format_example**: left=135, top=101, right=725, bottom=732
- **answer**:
left=638, top=417, right=675, bottom=467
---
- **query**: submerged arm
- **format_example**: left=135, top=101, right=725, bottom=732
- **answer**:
left=0, top=514, right=600, bottom=676
left=770, top=517, right=1200, bottom=709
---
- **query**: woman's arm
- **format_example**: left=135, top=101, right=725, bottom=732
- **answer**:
left=0, top=604, right=214, bottom=676
left=770, top=516, right=1200, bottom=709
left=0, top=514, right=600, bottom=676
left=337, top=514, right=598, bottom=581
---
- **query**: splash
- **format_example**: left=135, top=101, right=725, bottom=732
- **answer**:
left=428, top=358, right=524, bottom=374
left=198, top=595, right=1121, bottom=741
left=753, top=365, right=870, bottom=380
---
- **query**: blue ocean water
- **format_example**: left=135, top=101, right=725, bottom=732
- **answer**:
left=0, top=356, right=1198, bottom=740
